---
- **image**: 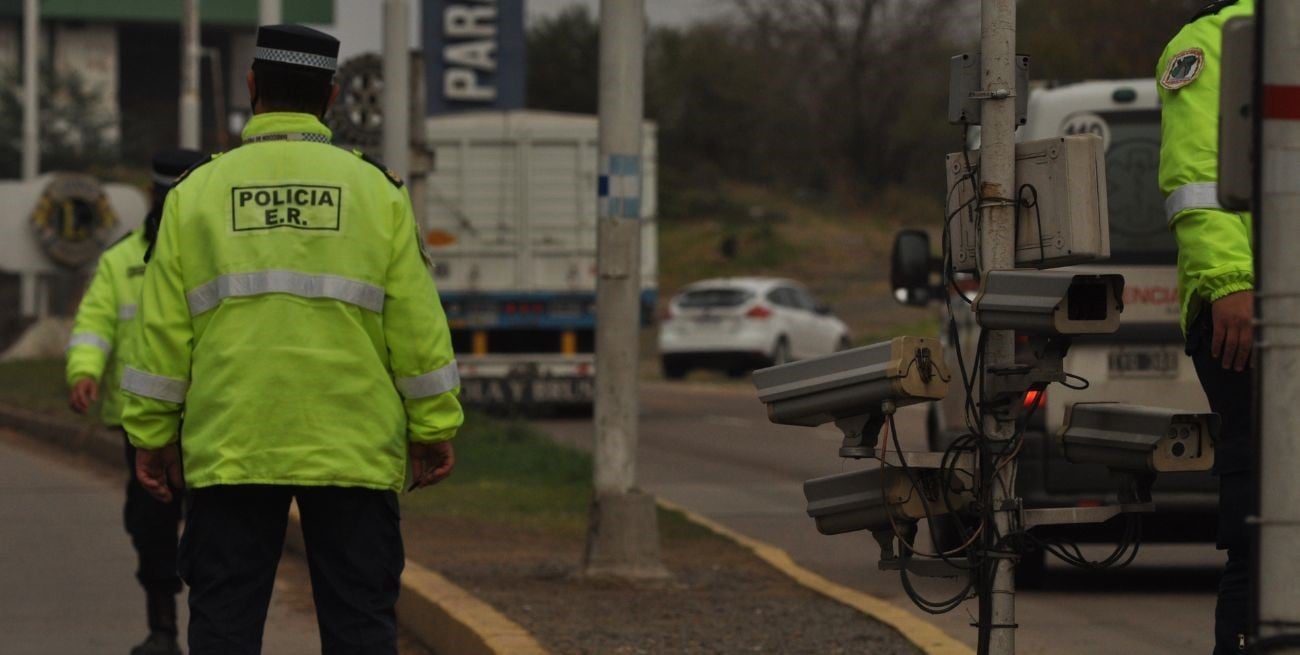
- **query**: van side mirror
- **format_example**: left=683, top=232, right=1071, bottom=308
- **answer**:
left=891, top=230, right=940, bottom=306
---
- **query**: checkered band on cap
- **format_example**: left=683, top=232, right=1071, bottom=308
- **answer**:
left=254, top=46, right=337, bottom=71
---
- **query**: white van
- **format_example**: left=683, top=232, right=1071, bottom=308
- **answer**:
left=893, top=79, right=1216, bottom=585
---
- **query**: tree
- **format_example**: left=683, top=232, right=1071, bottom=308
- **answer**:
left=0, top=62, right=118, bottom=179
left=526, top=5, right=600, bottom=114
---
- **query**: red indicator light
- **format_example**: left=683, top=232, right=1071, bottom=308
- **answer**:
left=1023, top=389, right=1044, bottom=409
left=746, top=305, right=773, bottom=319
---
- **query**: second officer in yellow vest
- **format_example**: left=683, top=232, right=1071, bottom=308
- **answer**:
left=121, top=25, right=462, bottom=654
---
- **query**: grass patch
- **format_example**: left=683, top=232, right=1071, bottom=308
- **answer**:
left=402, top=413, right=595, bottom=532
left=403, top=411, right=720, bottom=541
left=0, top=357, right=88, bottom=420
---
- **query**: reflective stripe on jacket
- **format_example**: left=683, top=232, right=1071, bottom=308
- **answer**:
left=122, top=112, right=463, bottom=491
left=1157, top=0, right=1255, bottom=333
left=66, top=230, right=147, bottom=426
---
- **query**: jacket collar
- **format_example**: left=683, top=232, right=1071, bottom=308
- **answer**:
left=240, top=112, right=333, bottom=144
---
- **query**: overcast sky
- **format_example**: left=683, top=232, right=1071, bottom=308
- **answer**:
left=315, top=0, right=728, bottom=61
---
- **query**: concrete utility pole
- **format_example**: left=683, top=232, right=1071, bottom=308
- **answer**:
left=179, top=0, right=201, bottom=149
left=978, top=1, right=1018, bottom=653
left=21, top=0, right=38, bottom=180
left=382, top=0, right=411, bottom=180
left=259, top=0, right=281, bottom=26
left=1256, top=0, right=1300, bottom=648
left=583, top=0, right=667, bottom=580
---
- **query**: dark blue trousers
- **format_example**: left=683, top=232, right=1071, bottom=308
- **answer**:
left=1187, top=311, right=1254, bottom=655
left=178, top=485, right=404, bottom=655
left=120, top=432, right=183, bottom=594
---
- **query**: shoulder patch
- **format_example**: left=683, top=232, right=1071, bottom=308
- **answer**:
left=172, top=152, right=220, bottom=186
left=1189, top=0, right=1240, bottom=23
left=354, top=150, right=405, bottom=189
left=1161, top=47, right=1205, bottom=91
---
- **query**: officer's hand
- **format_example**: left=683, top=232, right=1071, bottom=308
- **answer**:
left=135, top=444, right=184, bottom=503
left=68, top=378, right=99, bottom=414
left=409, top=441, right=455, bottom=490
left=1212, top=290, right=1255, bottom=372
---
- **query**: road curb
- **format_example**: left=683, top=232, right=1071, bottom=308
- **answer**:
left=0, top=402, right=549, bottom=655
left=656, top=498, right=974, bottom=655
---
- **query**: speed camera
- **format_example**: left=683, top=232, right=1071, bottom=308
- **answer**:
left=753, top=336, right=949, bottom=457
left=973, top=270, right=1124, bottom=335
left=1059, top=402, right=1219, bottom=474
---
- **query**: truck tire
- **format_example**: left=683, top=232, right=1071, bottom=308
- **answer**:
left=663, top=357, right=688, bottom=380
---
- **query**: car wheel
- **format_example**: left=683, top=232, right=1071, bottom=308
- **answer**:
left=662, top=357, right=688, bottom=380
left=769, top=338, right=791, bottom=366
left=836, top=336, right=852, bottom=351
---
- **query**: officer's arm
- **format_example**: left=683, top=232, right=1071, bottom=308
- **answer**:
left=383, top=189, right=463, bottom=444
left=122, top=193, right=191, bottom=449
left=1160, top=46, right=1254, bottom=305
left=66, top=254, right=119, bottom=386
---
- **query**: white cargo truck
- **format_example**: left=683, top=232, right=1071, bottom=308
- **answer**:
left=421, top=111, right=658, bottom=411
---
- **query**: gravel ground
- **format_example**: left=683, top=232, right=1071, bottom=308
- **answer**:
left=402, top=516, right=919, bottom=655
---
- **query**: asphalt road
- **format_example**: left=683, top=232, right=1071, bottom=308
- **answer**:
left=0, top=431, right=322, bottom=655
left=536, top=380, right=1221, bottom=655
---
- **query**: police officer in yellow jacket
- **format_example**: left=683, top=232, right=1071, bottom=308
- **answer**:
left=122, top=25, right=463, bottom=655
left=66, top=147, right=206, bottom=655
left=1158, top=1, right=1255, bottom=652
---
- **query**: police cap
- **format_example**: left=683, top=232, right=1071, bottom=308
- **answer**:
left=151, top=148, right=207, bottom=189
left=254, top=24, right=340, bottom=72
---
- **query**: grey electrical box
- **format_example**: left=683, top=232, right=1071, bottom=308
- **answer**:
left=1218, top=16, right=1255, bottom=211
left=947, top=134, right=1110, bottom=272
left=948, top=53, right=1030, bottom=126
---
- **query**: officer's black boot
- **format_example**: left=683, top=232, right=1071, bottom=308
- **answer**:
left=131, top=589, right=181, bottom=655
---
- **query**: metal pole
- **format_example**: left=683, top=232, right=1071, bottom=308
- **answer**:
left=259, top=0, right=281, bottom=26
left=382, top=0, right=411, bottom=179
left=1256, top=0, right=1300, bottom=648
left=583, top=0, right=667, bottom=580
left=978, top=1, right=1018, bottom=653
left=21, top=0, right=38, bottom=180
left=179, top=0, right=201, bottom=149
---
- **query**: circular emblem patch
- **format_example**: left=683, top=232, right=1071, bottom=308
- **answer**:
left=1161, top=47, right=1205, bottom=91
left=29, top=174, right=119, bottom=268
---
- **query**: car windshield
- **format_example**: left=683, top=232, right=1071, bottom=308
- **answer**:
left=677, top=288, right=753, bottom=308
left=1098, top=109, right=1177, bottom=264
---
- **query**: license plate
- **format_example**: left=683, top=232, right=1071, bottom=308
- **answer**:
left=459, top=376, right=595, bottom=406
left=1108, top=347, right=1180, bottom=378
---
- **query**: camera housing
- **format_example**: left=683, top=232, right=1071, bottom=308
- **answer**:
left=974, top=269, right=1124, bottom=335
left=753, top=336, right=949, bottom=457
left=1059, top=402, right=1219, bottom=474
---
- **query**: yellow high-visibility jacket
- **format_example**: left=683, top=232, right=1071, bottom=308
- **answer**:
left=122, top=112, right=463, bottom=491
left=66, top=229, right=148, bottom=426
left=1158, top=0, right=1255, bottom=333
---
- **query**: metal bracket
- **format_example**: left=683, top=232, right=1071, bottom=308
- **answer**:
left=879, top=556, right=971, bottom=579
left=876, top=449, right=978, bottom=472
left=1022, top=502, right=1155, bottom=530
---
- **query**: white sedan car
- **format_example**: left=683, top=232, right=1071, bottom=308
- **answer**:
left=658, top=277, right=852, bottom=379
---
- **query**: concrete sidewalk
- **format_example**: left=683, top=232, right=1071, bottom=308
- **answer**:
left=0, top=432, right=322, bottom=655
